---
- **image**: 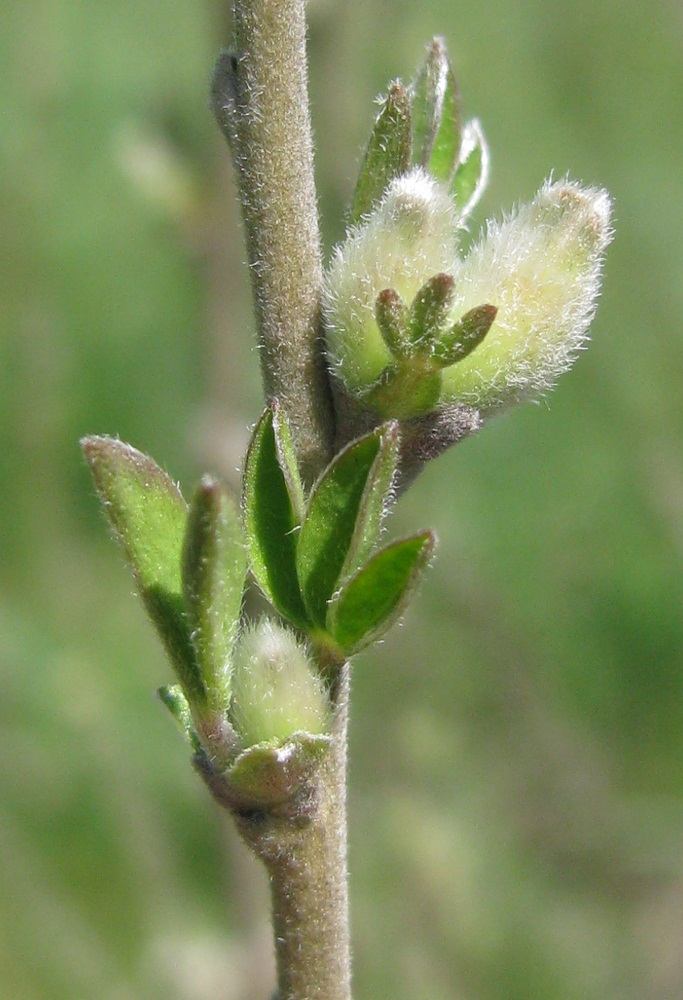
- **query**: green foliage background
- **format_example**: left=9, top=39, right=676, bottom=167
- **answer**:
left=2, top=1, right=682, bottom=997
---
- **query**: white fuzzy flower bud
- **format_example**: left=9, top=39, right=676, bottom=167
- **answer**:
left=230, top=621, right=330, bottom=747
left=324, top=168, right=458, bottom=394
left=440, top=179, right=613, bottom=410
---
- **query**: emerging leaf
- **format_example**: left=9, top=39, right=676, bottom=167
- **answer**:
left=158, top=684, right=202, bottom=754
left=297, top=423, right=399, bottom=626
left=408, top=272, right=456, bottom=351
left=410, top=37, right=461, bottom=181
left=451, top=118, right=489, bottom=221
left=375, top=288, right=411, bottom=360
left=327, top=531, right=436, bottom=654
left=432, top=303, right=498, bottom=368
left=81, top=436, right=205, bottom=707
left=349, top=82, right=412, bottom=227
left=182, top=477, right=247, bottom=714
left=242, top=407, right=309, bottom=628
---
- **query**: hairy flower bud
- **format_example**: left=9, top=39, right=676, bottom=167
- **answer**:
left=324, top=168, right=458, bottom=395
left=440, top=179, right=613, bottom=410
left=324, top=171, right=612, bottom=422
left=230, top=620, right=330, bottom=747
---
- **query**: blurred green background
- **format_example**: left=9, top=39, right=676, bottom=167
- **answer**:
left=2, top=0, right=682, bottom=997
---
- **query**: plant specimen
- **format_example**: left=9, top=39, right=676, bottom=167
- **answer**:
left=82, top=3, right=611, bottom=997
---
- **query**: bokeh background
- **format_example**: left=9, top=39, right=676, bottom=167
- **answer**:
left=2, top=0, right=683, bottom=997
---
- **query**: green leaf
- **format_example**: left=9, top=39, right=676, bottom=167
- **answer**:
left=297, top=423, right=400, bottom=626
left=427, top=53, right=461, bottom=182
left=158, top=685, right=202, bottom=754
left=327, top=531, right=436, bottom=654
left=349, top=81, right=412, bottom=227
left=242, top=407, right=309, bottom=627
left=182, top=477, right=247, bottom=713
left=375, top=288, right=411, bottom=360
left=411, top=37, right=461, bottom=181
left=409, top=272, right=456, bottom=352
left=432, top=303, right=498, bottom=368
left=451, top=118, right=489, bottom=219
left=338, top=422, right=400, bottom=586
left=271, top=402, right=306, bottom=524
left=81, top=436, right=205, bottom=707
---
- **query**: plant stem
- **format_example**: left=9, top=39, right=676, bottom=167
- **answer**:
left=212, top=1, right=351, bottom=994
left=215, top=0, right=335, bottom=485
left=237, top=667, right=352, bottom=1000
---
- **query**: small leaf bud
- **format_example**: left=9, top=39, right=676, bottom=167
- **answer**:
left=408, top=272, right=456, bottom=353
left=230, top=621, right=330, bottom=747
left=324, top=168, right=458, bottom=396
left=440, top=179, right=613, bottom=410
left=375, top=288, right=411, bottom=360
left=432, top=303, right=497, bottom=368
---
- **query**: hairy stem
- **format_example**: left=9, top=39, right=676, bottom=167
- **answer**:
left=211, top=3, right=351, bottom=994
left=213, top=0, right=335, bottom=485
left=237, top=667, right=352, bottom=1000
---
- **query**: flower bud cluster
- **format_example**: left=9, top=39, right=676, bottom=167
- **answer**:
left=324, top=162, right=611, bottom=419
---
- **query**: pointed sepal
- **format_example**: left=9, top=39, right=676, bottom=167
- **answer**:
left=81, top=436, right=205, bottom=707
left=349, top=81, right=412, bottom=226
left=182, top=477, right=247, bottom=714
left=327, top=530, right=436, bottom=654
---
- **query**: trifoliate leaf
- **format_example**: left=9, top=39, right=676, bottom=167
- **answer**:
left=182, top=477, right=247, bottom=714
left=296, top=423, right=399, bottom=626
left=349, top=82, right=412, bottom=227
left=327, top=530, right=436, bottom=654
left=81, top=436, right=205, bottom=707
left=242, top=407, right=309, bottom=628
left=451, top=118, right=489, bottom=220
